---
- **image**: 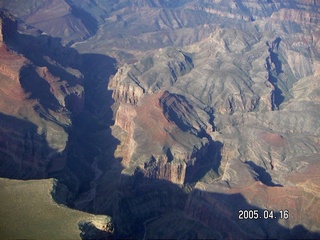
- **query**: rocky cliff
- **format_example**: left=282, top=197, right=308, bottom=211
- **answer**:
left=1, top=0, right=320, bottom=239
left=109, top=78, right=216, bottom=185
left=0, top=0, right=98, bottom=46
left=105, top=1, right=320, bottom=238
left=0, top=18, right=2, bottom=43
left=0, top=11, right=84, bottom=179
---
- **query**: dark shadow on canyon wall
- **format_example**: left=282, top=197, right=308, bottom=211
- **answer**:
left=266, top=37, right=285, bottom=109
left=65, top=50, right=119, bottom=208
left=185, top=138, right=223, bottom=185
left=19, top=65, right=61, bottom=112
left=0, top=113, right=54, bottom=179
left=1, top=110, right=319, bottom=239
left=0, top=20, right=121, bottom=210
left=268, top=73, right=285, bottom=109
left=111, top=172, right=320, bottom=239
left=245, top=160, right=283, bottom=187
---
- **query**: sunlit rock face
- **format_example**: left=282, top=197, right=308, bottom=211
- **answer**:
left=0, top=0, right=320, bottom=239
left=107, top=0, right=320, bottom=238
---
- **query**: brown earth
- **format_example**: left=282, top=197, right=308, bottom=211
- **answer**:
left=0, top=1, right=320, bottom=239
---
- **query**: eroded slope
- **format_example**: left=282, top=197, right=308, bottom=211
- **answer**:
left=107, top=2, right=320, bottom=238
left=1, top=0, right=320, bottom=239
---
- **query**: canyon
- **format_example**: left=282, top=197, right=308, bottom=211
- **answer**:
left=0, top=0, right=320, bottom=239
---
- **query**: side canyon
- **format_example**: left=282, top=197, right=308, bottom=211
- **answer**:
left=0, top=1, right=320, bottom=239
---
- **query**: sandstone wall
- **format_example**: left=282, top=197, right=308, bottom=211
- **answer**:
left=0, top=12, right=86, bottom=179
left=0, top=18, right=3, bottom=43
left=0, top=115, right=67, bottom=179
left=109, top=67, right=144, bottom=105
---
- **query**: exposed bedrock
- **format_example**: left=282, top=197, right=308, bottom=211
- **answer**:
left=105, top=3, right=320, bottom=237
left=0, top=113, right=66, bottom=179
left=109, top=49, right=222, bottom=185
left=110, top=81, right=222, bottom=186
left=0, top=18, right=2, bottom=42
left=0, top=0, right=98, bottom=46
left=1, top=1, right=320, bottom=239
left=184, top=186, right=320, bottom=239
left=159, top=91, right=205, bottom=133
left=113, top=174, right=187, bottom=238
left=0, top=12, right=87, bottom=182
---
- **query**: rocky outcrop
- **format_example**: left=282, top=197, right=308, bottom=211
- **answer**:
left=0, top=114, right=66, bottom=179
left=0, top=12, right=85, bottom=179
left=271, top=8, right=320, bottom=25
left=112, top=82, right=144, bottom=105
left=1, top=1, right=320, bottom=239
left=78, top=217, right=114, bottom=240
left=109, top=66, right=144, bottom=105
left=159, top=91, right=205, bottom=132
left=143, top=155, right=186, bottom=185
left=111, top=86, right=216, bottom=185
left=36, top=66, right=84, bottom=114
left=113, top=104, right=137, bottom=166
left=109, top=48, right=194, bottom=104
left=0, top=18, right=3, bottom=43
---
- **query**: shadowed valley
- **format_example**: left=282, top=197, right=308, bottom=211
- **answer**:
left=1, top=1, right=320, bottom=239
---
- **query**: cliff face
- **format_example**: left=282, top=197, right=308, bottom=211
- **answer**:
left=110, top=75, right=215, bottom=185
left=0, top=0, right=98, bottom=46
left=1, top=0, right=320, bottom=239
left=0, top=114, right=66, bottom=179
left=271, top=7, right=320, bottom=24
left=106, top=1, right=320, bottom=238
left=113, top=103, right=137, bottom=167
left=35, top=66, right=84, bottom=114
left=0, top=19, right=2, bottom=43
left=109, top=52, right=212, bottom=184
left=0, top=12, right=85, bottom=179
left=64, top=0, right=320, bottom=64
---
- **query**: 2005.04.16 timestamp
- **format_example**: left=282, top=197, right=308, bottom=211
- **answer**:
left=238, top=209, right=289, bottom=220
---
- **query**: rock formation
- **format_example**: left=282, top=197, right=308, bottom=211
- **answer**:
left=0, top=0, right=98, bottom=45
left=0, top=18, right=2, bottom=43
left=105, top=1, right=320, bottom=237
left=0, top=11, right=84, bottom=179
left=1, top=1, right=320, bottom=239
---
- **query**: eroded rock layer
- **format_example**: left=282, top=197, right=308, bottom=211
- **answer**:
left=106, top=1, right=320, bottom=238
left=0, top=1, right=320, bottom=239
left=0, top=11, right=84, bottom=179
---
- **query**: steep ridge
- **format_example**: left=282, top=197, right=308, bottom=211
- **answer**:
left=0, top=9, right=111, bottom=210
left=0, top=11, right=116, bottom=238
left=69, top=0, right=320, bottom=63
left=108, top=46, right=221, bottom=188
left=105, top=1, right=320, bottom=238
left=0, top=11, right=82, bottom=178
left=0, top=0, right=98, bottom=46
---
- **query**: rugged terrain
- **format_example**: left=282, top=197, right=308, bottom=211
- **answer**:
left=0, top=10, right=84, bottom=179
left=0, top=177, right=113, bottom=239
left=0, top=0, right=320, bottom=239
